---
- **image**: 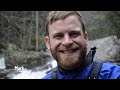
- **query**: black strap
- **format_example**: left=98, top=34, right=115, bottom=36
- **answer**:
left=88, top=61, right=103, bottom=79
left=51, top=67, right=58, bottom=79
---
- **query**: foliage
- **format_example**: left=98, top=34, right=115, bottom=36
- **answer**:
left=39, top=33, right=47, bottom=51
left=86, top=11, right=120, bottom=40
left=0, top=11, right=48, bottom=51
left=88, top=27, right=110, bottom=39
left=94, top=15, right=106, bottom=21
left=105, top=11, right=120, bottom=38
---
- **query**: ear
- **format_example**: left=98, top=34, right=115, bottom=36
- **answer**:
left=45, top=36, right=50, bottom=50
left=84, top=31, right=88, bottom=45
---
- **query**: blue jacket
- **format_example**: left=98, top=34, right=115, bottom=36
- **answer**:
left=43, top=47, right=120, bottom=79
left=42, top=62, right=120, bottom=79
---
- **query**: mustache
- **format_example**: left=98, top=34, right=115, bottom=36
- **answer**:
left=57, top=45, right=80, bottom=51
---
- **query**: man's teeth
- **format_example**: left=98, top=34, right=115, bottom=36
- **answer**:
left=60, top=49, right=77, bottom=53
left=63, top=50, right=73, bottom=53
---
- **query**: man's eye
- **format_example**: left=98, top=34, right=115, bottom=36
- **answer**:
left=70, top=33, right=80, bottom=37
left=54, top=35, right=63, bottom=39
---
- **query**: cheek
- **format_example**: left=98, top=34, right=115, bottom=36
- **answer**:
left=50, top=40, right=61, bottom=50
left=74, top=37, right=85, bottom=43
left=74, top=37, right=87, bottom=47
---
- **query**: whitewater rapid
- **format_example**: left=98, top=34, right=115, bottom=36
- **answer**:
left=11, top=60, right=57, bottom=79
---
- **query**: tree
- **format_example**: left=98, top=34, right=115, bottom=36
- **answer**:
left=82, top=11, right=120, bottom=40
left=35, top=11, right=39, bottom=51
left=105, top=11, right=120, bottom=38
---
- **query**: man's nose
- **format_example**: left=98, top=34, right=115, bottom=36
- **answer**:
left=62, top=35, right=73, bottom=47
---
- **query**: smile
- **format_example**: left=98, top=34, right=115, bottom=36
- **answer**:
left=58, top=48, right=78, bottom=54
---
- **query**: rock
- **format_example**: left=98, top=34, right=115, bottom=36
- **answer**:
left=88, top=35, right=120, bottom=63
left=5, top=50, right=52, bottom=69
left=0, top=69, right=18, bottom=79
left=7, top=43, right=20, bottom=51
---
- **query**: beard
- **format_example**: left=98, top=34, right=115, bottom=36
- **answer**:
left=50, top=43, right=87, bottom=69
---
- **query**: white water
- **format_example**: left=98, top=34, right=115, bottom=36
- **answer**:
left=0, top=57, right=6, bottom=69
left=11, top=69, right=48, bottom=79
left=0, top=54, right=57, bottom=79
left=11, top=60, right=57, bottom=79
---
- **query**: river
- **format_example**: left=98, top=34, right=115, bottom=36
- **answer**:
left=0, top=54, right=57, bottom=79
left=11, top=60, right=57, bottom=79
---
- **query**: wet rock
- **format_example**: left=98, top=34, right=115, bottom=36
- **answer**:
left=0, top=69, right=19, bottom=79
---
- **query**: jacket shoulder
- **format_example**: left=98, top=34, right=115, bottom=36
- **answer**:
left=42, top=71, right=52, bottom=79
left=99, top=62, right=120, bottom=79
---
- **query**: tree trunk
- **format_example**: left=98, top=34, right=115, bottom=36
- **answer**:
left=35, top=11, right=39, bottom=51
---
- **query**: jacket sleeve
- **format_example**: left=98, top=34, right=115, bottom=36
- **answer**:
left=98, top=62, right=120, bottom=79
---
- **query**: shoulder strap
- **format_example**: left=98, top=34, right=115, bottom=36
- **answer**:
left=51, top=67, right=58, bottom=79
left=88, top=61, right=103, bottom=79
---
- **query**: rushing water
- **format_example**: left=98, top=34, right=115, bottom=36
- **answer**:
left=0, top=57, right=6, bottom=69
left=11, top=60, right=57, bottom=79
left=0, top=53, right=57, bottom=79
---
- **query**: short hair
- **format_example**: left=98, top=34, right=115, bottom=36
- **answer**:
left=45, top=11, right=85, bottom=35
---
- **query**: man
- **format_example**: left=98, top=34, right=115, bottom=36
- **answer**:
left=43, top=11, right=120, bottom=79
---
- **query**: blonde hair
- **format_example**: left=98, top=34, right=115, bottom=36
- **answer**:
left=45, top=11, right=85, bottom=35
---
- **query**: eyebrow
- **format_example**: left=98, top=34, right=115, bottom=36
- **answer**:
left=69, top=31, right=81, bottom=33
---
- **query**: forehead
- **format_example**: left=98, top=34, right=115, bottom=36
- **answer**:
left=53, top=15, right=80, bottom=26
left=48, top=15, right=81, bottom=30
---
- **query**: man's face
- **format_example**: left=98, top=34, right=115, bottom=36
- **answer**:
left=45, top=15, right=88, bottom=69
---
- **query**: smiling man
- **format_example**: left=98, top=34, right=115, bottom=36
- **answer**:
left=43, top=11, right=120, bottom=79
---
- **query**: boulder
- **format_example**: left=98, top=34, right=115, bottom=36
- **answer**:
left=5, top=50, right=52, bottom=69
left=88, top=35, right=120, bottom=62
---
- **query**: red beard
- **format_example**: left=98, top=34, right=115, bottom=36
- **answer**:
left=50, top=43, right=87, bottom=69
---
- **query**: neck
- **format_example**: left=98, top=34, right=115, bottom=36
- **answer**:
left=58, top=56, right=92, bottom=75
